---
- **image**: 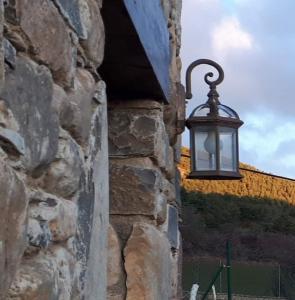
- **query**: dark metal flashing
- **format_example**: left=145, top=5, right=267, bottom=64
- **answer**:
left=100, top=0, right=171, bottom=102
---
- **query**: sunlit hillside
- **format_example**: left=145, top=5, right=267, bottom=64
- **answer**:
left=180, top=148, right=295, bottom=298
left=179, top=147, right=295, bottom=205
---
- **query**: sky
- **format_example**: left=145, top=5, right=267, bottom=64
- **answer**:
left=181, top=0, right=295, bottom=178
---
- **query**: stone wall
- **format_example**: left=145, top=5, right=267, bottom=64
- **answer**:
left=107, top=1, right=184, bottom=299
left=0, top=0, right=108, bottom=299
left=0, top=0, right=184, bottom=299
left=108, top=99, right=183, bottom=300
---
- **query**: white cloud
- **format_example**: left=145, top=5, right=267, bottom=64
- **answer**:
left=239, top=113, right=295, bottom=176
left=240, top=114, right=295, bottom=154
left=212, top=16, right=253, bottom=56
left=279, top=154, right=295, bottom=168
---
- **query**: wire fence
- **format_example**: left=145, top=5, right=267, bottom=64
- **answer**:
left=183, top=260, right=283, bottom=300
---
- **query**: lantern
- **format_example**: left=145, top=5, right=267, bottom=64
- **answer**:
left=185, top=59, right=243, bottom=180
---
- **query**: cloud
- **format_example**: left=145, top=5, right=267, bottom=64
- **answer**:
left=240, top=113, right=295, bottom=156
left=212, top=16, right=253, bottom=56
left=238, top=113, right=295, bottom=177
left=181, top=0, right=295, bottom=116
left=275, top=139, right=295, bottom=158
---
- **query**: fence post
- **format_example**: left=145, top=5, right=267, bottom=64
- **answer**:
left=278, top=264, right=281, bottom=298
left=219, top=259, right=222, bottom=293
left=201, top=266, right=225, bottom=300
left=226, top=240, right=232, bottom=300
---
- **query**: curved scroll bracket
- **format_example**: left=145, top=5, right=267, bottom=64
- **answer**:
left=185, top=59, right=224, bottom=100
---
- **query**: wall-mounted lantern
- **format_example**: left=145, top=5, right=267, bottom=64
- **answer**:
left=185, top=59, right=243, bottom=180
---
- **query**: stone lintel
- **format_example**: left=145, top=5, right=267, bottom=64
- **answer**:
left=100, top=0, right=171, bottom=102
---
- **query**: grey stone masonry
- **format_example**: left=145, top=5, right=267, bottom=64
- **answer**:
left=0, top=1, right=109, bottom=299
left=0, top=0, right=184, bottom=299
left=108, top=97, right=184, bottom=299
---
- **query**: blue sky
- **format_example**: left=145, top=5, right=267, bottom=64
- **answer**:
left=181, top=0, right=295, bottom=178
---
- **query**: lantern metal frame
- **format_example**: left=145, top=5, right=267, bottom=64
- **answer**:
left=185, top=59, right=243, bottom=180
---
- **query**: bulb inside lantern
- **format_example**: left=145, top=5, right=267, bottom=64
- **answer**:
left=204, top=131, right=216, bottom=154
left=204, top=130, right=223, bottom=155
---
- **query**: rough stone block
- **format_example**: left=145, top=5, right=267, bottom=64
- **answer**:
left=0, top=159, right=27, bottom=299
left=110, top=214, right=156, bottom=244
left=0, top=0, right=4, bottom=92
left=8, top=248, right=77, bottom=300
left=0, top=100, right=18, bottom=130
left=97, top=0, right=102, bottom=8
left=175, top=168, right=182, bottom=206
left=156, top=192, right=168, bottom=225
left=108, top=99, right=163, bottom=110
left=167, top=205, right=179, bottom=249
left=52, top=83, right=68, bottom=119
left=16, top=0, right=76, bottom=87
left=80, top=0, right=104, bottom=68
left=108, top=110, right=159, bottom=157
left=110, top=161, right=162, bottom=217
left=109, top=107, right=171, bottom=174
left=59, top=69, right=96, bottom=145
left=29, top=190, right=78, bottom=242
left=4, top=26, right=28, bottom=52
left=173, top=135, right=182, bottom=163
left=40, top=129, right=83, bottom=199
left=169, top=23, right=180, bottom=84
left=171, top=0, right=182, bottom=54
left=0, top=127, right=25, bottom=156
left=53, top=0, right=88, bottom=39
left=108, top=226, right=124, bottom=294
left=163, top=83, right=185, bottom=145
left=108, top=295, right=125, bottom=300
left=4, top=0, right=18, bottom=24
left=0, top=56, right=59, bottom=173
left=124, top=223, right=172, bottom=300
left=162, top=177, right=177, bottom=204
left=161, top=0, right=171, bottom=20
left=3, top=38, right=16, bottom=69
left=164, top=146, right=175, bottom=179
left=51, top=246, right=77, bottom=300
left=27, top=218, right=51, bottom=249
left=7, top=256, right=59, bottom=300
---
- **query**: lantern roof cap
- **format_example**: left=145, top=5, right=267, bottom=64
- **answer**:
left=189, top=103, right=240, bottom=120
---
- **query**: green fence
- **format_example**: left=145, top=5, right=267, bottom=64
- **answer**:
left=183, top=258, right=281, bottom=299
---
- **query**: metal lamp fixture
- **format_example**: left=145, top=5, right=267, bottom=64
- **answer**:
left=185, top=59, right=243, bottom=180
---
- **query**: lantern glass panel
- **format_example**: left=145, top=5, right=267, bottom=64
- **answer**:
left=190, top=103, right=239, bottom=118
left=217, top=104, right=239, bottom=118
left=219, top=127, right=237, bottom=171
left=194, top=126, right=217, bottom=171
left=191, top=103, right=210, bottom=117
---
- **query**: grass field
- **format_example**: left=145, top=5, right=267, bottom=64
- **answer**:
left=183, top=258, right=280, bottom=297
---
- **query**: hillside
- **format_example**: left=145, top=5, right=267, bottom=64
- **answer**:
left=179, top=147, right=295, bottom=205
left=179, top=148, right=295, bottom=299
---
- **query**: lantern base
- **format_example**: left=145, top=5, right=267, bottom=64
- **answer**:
left=187, top=171, right=243, bottom=180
